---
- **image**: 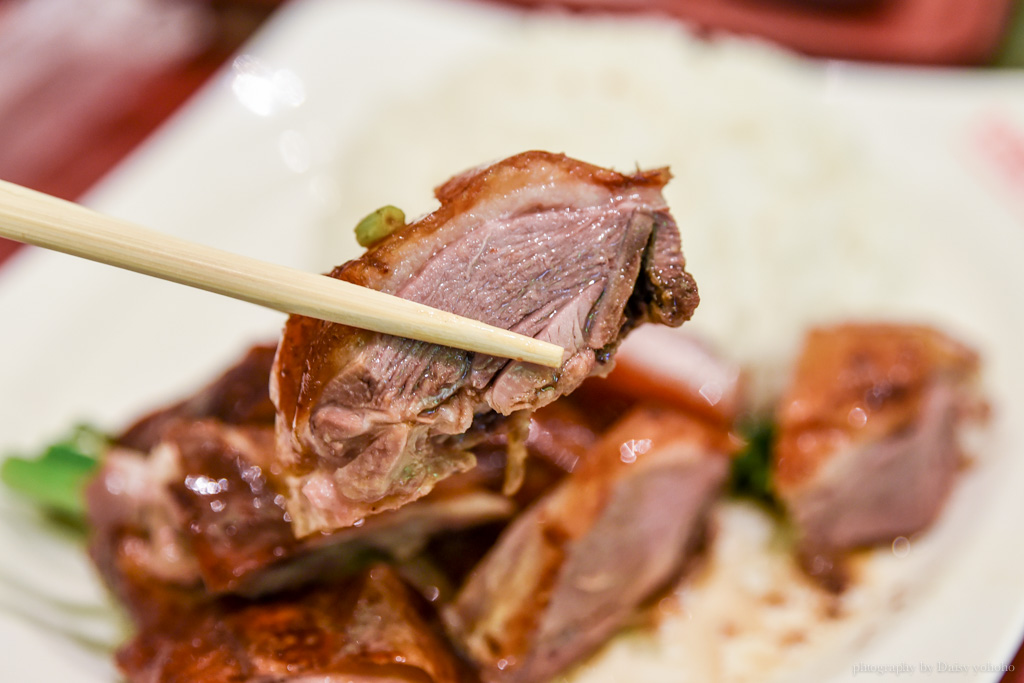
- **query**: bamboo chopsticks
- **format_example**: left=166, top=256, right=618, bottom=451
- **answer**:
left=0, top=179, right=565, bottom=368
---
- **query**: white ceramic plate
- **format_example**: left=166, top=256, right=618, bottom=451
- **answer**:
left=0, top=0, right=1022, bottom=681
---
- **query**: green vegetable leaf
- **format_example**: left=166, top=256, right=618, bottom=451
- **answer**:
left=1, top=425, right=107, bottom=518
left=728, top=416, right=778, bottom=508
left=355, top=205, right=406, bottom=248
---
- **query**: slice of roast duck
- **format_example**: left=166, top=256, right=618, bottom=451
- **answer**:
left=446, top=404, right=730, bottom=683
left=773, top=323, right=985, bottom=589
left=271, top=151, right=699, bottom=536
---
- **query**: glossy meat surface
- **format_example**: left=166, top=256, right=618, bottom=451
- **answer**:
left=116, top=565, right=465, bottom=683
left=772, top=323, right=983, bottom=585
left=86, top=350, right=604, bottom=598
left=272, top=151, right=699, bottom=536
left=89, top=418, right=515, bottom=596
left=87, top=347, right=517, bottom=597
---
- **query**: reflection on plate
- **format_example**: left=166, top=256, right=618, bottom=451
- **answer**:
left=0, top=0, right=1023, bottom=681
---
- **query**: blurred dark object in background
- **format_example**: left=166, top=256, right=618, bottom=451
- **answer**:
left=495, top=0, right=1018, bottom=65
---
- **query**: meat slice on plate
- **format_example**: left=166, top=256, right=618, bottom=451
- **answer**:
left=116, top=564, right=464, bottom=683
left=773, top=323, right=985, bottom=587
left=272, top=151, right=699, bottom=535
left=445, top=404, right=730, bottom=683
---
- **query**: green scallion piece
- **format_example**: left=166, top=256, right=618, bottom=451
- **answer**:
left=354, top=205, right=405, bottom=248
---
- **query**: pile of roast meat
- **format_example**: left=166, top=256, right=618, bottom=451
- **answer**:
left=85, top=152, right=985, bottom=682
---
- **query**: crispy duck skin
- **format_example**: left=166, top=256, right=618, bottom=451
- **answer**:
left=115, top=564, right=466, bottom=683
left=88, top=418, right=516, bottom=597
left=272, top=151, right=699, bottom=536
left=445, top=404, right=730, bottom=683
left=87, top=347, right=521, bottom=597
left=87, top=349, right=601, bottom=597
left=773, top=323, right=984, bottom=587
left=87, top=350, right=602, bottom=598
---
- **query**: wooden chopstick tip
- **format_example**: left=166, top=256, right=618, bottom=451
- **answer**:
left=518, top=338, right=565, bottom=368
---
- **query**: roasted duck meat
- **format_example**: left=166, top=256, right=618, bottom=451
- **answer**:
left=88, top=345, right=607, bottom=596
left=89, top=417, right=516, bottom=596
left=272, top=151, right=699, bottom=536
left=115, top=564, right=464, bottom=683
left=445, top=404, right=730, bottom=683
left=87, top=347, right=517, bottom=596
left=773, top=323, right=985, bottom=588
